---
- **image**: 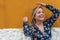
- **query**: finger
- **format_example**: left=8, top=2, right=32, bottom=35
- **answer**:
left=35, top=2, right=41, bottom=5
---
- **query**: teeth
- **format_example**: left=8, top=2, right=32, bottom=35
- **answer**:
left=40, top=16, right=44, bottom=18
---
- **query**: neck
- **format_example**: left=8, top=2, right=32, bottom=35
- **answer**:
left=36, top=20, right=43, bottom=26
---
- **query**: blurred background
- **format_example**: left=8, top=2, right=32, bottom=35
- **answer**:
left=0, top=0, right=60, bottom=28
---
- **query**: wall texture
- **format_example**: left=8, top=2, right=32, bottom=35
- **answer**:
left=0, top=0, right=60, bottom=28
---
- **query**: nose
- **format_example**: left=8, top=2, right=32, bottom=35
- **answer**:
left=40, top=12, right=44, bottom=15
left=38, top=11, right=44, bottom=15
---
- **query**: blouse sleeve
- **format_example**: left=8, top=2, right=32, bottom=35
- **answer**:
left=23, top=22, right=33, bottom=37
left=44, top=4, right=60, bottom=27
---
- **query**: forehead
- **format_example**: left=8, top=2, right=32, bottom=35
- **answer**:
left=37, top=8, right=43, bottom=12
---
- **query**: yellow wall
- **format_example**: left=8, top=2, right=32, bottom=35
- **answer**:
left=0, top=0, right=60, bottom=28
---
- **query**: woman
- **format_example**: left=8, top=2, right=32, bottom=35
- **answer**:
left=23, top=2, right=60, bottom=40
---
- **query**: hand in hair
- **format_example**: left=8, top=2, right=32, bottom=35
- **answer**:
left=36, top=2, right=46, bottom=7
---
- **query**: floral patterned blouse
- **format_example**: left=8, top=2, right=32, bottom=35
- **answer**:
left=23, top=4, right=60, bottom=40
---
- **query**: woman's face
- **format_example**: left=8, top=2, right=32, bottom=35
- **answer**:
left=35, top=8, right=45, bottom=21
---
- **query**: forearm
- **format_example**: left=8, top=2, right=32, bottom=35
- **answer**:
left=46, top=4, right=60, bottom=14
left=44, top=4, right=60, bottom=26
left=23, top=22, right=33, bottom=36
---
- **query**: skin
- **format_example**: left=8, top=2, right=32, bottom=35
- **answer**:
left=35, top=8, right=45, bottom=22
left=35, top=8, right=45, bottom=33
left=23, top=2, right=46, bottom=34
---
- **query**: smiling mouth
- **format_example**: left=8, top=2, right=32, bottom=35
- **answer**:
left=39, top=15, right=44, bottom=18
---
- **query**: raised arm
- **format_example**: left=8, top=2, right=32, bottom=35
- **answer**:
left=45, top=4, right=60, bottom=26
left=23, top=17, right=33, bottom=36
left=46, top=4, right=60, bottom=14
left=36, top=2, right=60, bottom=26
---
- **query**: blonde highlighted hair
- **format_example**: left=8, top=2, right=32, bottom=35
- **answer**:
left=31, top=7, right=43, bottom=25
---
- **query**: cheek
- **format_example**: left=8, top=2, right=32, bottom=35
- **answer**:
left=35, top=14, right=38, bottom=18
left=34, top=15, right=39, bottom=20
left=35, top=13, right=39, bottom=17
left=43, top=14, right=45, bottom=16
